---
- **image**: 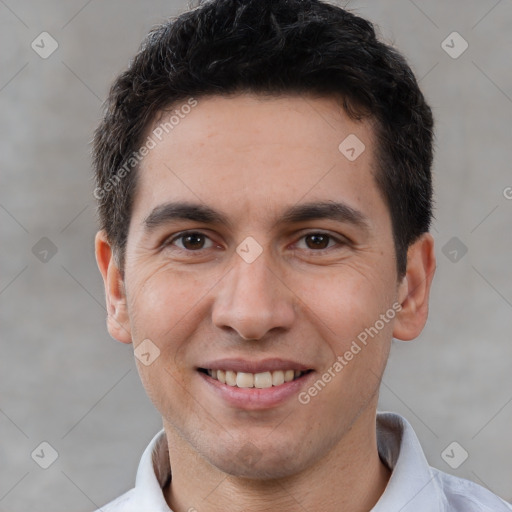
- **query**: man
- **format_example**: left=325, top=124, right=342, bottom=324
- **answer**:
left=92, top=0, right=512, bottom=510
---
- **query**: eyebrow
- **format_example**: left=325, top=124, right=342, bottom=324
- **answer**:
left=144, top=202, right=232, bottom=231
left=143, top=200, right=370, bottom=233
left=280, top=201, right=369, bottom=231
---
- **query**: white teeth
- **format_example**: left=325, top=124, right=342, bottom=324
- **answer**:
left=225, top=370, right=237, bottom=386
left=254, top=371, right=272, bottom=389
left=272, top=370, right=285, bottom=386
left=236, top=372, right=254, bottom=388
left=206, top=368, right=305, bottom=388
left=284, top=370, right=295, bottom=382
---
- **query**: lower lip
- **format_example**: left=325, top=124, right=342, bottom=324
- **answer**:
left=198, top=371, right=315, bottom=410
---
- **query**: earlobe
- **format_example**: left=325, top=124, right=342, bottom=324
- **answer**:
left=94, top=230, right=132, bottom=344
left=393, top=233, right=436, bottom=341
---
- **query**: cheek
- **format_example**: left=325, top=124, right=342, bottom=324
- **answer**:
left=125, top=269, right=207, bottom=401
left=126, top=263, right=224, bottom=382
left=297, top=267, right=394, bottom=344
left=126, top=266, right=208, bottom=343
left=293, top=267, right=396, bottom=409
left=127, top=271, right=200, bottom=416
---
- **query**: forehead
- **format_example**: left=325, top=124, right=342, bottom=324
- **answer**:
left=131, top=93, right=385, bottom=229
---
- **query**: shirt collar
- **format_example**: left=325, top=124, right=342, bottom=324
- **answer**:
left=372, top=411, right=443, bottom=512
left=134, top=429, right=172, bottom=511
left=132, top=412, right=444, bottom=511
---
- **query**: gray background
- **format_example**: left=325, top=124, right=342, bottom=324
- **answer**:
left=1, top=0, right=511, bottom=510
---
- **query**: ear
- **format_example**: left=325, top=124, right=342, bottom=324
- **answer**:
left=95, top=230, right=132, bottom=344
left=393, top=233, right=436, bottom=341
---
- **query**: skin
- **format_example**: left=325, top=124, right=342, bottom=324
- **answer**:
left=95, top=93, right=435, bottom=512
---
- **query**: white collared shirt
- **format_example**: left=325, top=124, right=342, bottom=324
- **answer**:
left=94, top=412, right=512, bottom=511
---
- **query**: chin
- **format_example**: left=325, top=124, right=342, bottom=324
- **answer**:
left=200, top=435, right=322, bottom=481
left=211, top=453, right=306, bottom=480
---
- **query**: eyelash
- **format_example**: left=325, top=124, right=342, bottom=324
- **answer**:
left=163, top=230, right=350, bottom=255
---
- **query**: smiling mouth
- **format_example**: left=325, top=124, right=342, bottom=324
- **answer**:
left=198, top=368, right=313, bottom=389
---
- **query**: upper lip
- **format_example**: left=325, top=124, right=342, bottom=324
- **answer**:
left=197, top=358, right=312, bottom=374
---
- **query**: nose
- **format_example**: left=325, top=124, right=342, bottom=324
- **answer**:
left=211, top=249, right=296, bottom=340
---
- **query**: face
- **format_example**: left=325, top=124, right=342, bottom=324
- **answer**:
left=96, top=93, right=434, bottom=480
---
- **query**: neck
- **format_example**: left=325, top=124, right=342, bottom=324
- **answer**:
left=163, top=410, right=390, bottom=512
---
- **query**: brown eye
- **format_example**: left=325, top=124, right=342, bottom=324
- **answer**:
left=304, top=233, right=331, bottom=250
left=167, top=232, right=215, bottom=251
left=181, top=233, right=205, bottom=250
